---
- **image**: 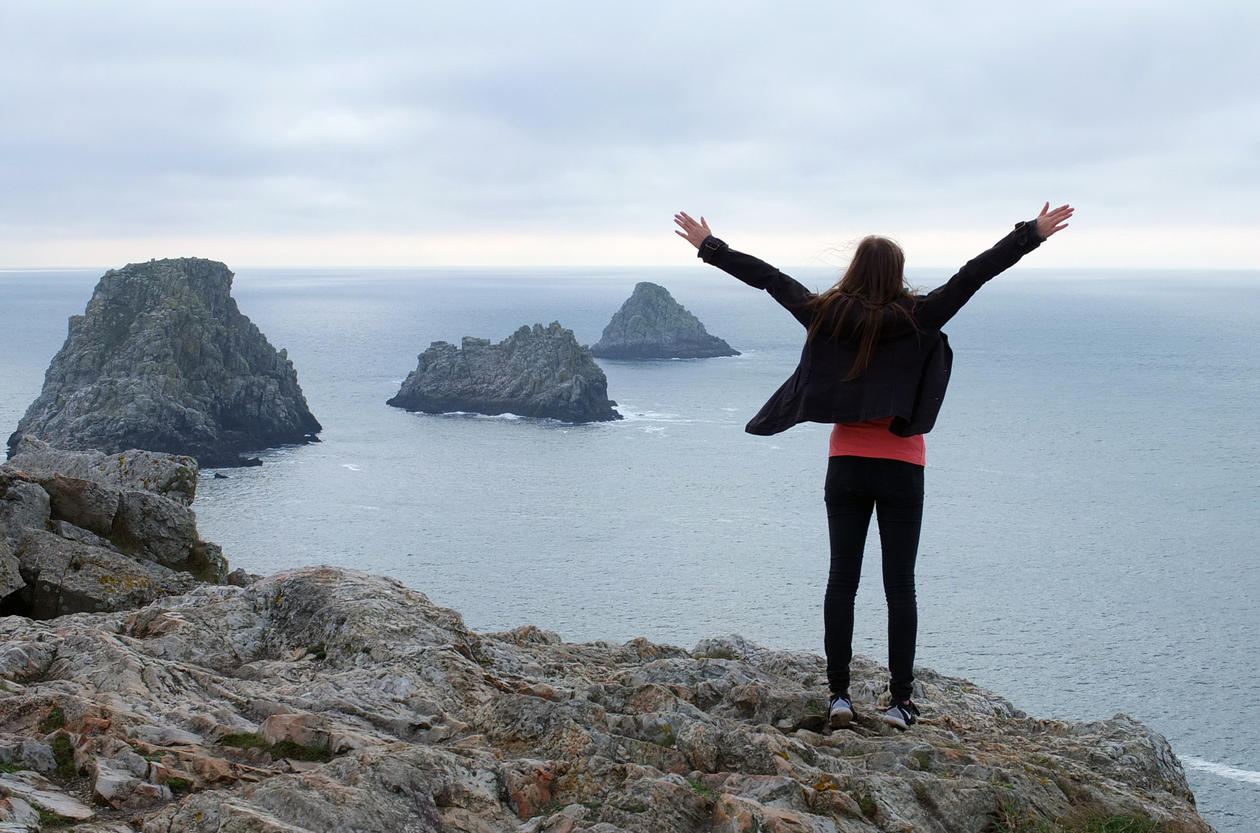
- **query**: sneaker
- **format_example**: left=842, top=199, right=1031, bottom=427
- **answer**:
left=881, top=699, right=920, bottom=730
left=828, top=694, right=854, bottom=728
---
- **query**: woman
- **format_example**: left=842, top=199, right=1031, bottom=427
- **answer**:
left=674, top=204, right=1073, bottom=730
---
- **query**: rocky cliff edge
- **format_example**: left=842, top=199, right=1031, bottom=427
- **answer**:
left=0, top=566, right=1211, bottom=833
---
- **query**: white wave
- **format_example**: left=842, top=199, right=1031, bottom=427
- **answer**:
left=434, top=410, right=524, bottom=420
left=341, top=464, right=361, bottom=471
left=1181, top=755, right=1260, bottom=785
left=641, top=426, right=666, bottom=433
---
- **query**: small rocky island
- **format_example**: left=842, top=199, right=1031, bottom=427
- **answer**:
left=7, top=257, right=322, bottom=468
left=0, top=562, right=1212, bottom=832
left=592, top=282, right=739, bottom=359
left=0, top=437, right=233, bottom=620
left=388, top=322, right=622, bottom=423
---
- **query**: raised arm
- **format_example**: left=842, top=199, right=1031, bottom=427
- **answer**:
left=674, top=211, right=814, bottom=327
left=914, top=203, right=1074, bottom=331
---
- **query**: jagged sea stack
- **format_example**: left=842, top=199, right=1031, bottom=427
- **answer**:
left=7, top=257, right=321, bottom=467
left=591, top=281, right=739, bottom=359
left=388, top=322, right=621, bottom=423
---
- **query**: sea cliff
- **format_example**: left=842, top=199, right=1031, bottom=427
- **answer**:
left=0, top=565, right=1211, bottom=833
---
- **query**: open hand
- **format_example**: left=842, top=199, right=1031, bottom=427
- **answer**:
left=674, top=211, right=712, bottom=249
left=1035, top=203, right=1074, bottom=239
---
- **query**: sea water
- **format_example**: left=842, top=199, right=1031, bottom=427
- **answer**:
left=1, top=265, right=1257, bottom=831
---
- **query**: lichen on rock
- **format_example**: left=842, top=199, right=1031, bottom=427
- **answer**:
left=388, top=322, right=622, bottom=423
left=592, top=282, right=739, bottom=359
left=6, top=257, right=321, bottom=468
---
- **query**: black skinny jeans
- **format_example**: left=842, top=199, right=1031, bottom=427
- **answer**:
left=824, top=455, right=924, bottom=703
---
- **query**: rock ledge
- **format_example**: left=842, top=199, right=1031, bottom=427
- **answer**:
left=0, top=566, right=1211, bottom=833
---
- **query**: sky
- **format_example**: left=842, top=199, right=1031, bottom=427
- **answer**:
left=2, top=1, right=1257, bottom=269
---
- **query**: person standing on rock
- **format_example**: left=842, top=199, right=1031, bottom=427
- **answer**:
left=675, top=204, right=1073, bottom=730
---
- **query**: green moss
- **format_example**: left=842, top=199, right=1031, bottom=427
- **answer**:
left=38, top=706, right=66, bottom=733
left=37, top=808, right=75, bottom=828
left=218, top=732, right=269, bottom=750
left=306, top=643, right=327, bottom=660
left=50, top=734, right=75, bottom=779
left=991, top=802, right=1171, bottom=833
left=165, top=776, right=192, bottom=793
left=855, top=792, right=878, bottom=819
left=218, top=731, right=333, bottom=762
left=270, top=740, right=333, bottom=762
left=686, top=778, right=718, bottom=801
left=0, top=761, right=27, bottom=774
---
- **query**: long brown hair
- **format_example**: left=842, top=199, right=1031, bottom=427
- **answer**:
left=802, top=235, right=913, bottom=381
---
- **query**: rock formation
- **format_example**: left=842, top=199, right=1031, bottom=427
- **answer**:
left=592, top=282, right=739, bottom=359
left=0, top=566, right=1212, bottom=832
left=0, top=437, right=228, bottom=619
left=388, top=322, right=622, bottom=423
left=7, top=257, right=322, bottom=468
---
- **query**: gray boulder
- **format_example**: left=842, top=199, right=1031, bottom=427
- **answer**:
left=388, top=322, right=622, bottom=423
left=8, top=436, right=198, bottom=506
left=0, top=441, right=227, bottom=618
left=11, top=530, right=198, bottom=619
left=0, top=536, right=20, bottom=600
left=6, top=257, right=321, bottom=468
left=592, top=282, right=739, bottom=359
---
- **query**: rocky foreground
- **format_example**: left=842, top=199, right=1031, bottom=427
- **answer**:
left=388, top=323, right=621, bottom=423
left=0, top=566, right=1210, bottom=833
left=7, top=257, right=321, bottom=468
left=1, top=438, right=230, bottom=620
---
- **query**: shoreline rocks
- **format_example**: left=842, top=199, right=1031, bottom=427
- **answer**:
left=6, top=257, right=321, bottom=468
left=592, top=282, right=739, bottom=359
left=0, top=566, right=1213, bottom=832
left=388, top=322, right=622, bottom=423
left=0, top=438, right=227, bottom=619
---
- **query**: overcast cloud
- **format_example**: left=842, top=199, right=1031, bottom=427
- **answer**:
left=2, top=1, right=1257, bottom=267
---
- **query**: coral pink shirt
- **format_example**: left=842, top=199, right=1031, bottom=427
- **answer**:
left=828, top=417, right=926, bottom=467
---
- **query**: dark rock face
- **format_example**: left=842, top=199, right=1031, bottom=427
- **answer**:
left=388, top=322, right=622, bottom=423
left=592, top=282, right=739, bottom=359
left=7, top=257, right=321, bottom=468
left=0, top=438, right=226, bottom=618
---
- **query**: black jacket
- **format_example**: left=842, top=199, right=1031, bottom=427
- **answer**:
left=698, top=221, right=1043, bottom=436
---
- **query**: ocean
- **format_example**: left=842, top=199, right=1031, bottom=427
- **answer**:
left=2, top=264, right=1258, bottom=831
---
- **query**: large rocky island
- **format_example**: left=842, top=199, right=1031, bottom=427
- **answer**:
left=388, top=322, right=622, bottom=423
left=0, top=563, right=1212, bottom=832
left=7, top=257, right=321, bottom=468
left=591, top=282, right=739, bottom=359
